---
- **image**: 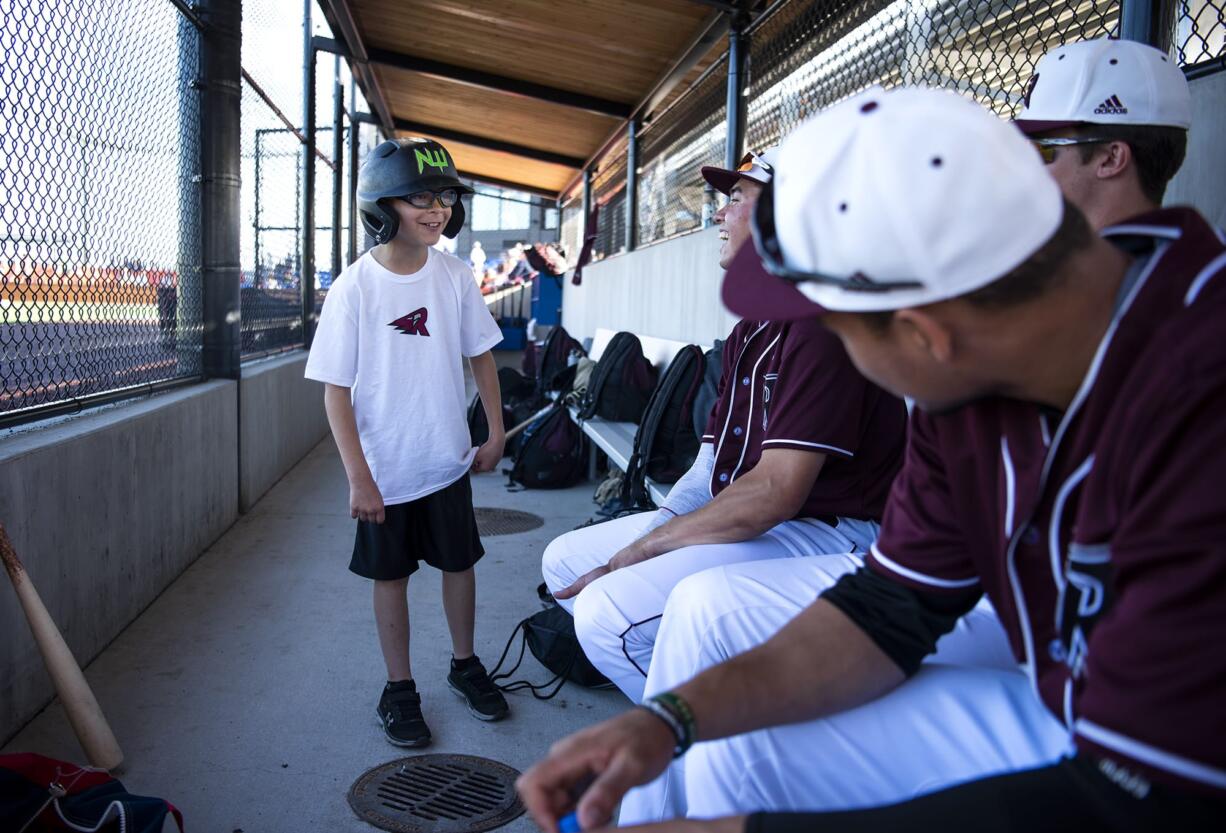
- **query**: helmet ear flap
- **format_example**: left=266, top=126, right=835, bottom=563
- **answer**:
left=359, top=199, right=399, bottom=245
left=442, top=198, right=465, bottom=239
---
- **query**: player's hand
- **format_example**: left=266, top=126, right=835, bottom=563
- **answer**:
left=471, top=432, right=505, bottom=473
left=553, top=563, right=610, bottom=600
left=350, top=479, right=385, bottom=524
left=516, top=708, right=676, bottom=832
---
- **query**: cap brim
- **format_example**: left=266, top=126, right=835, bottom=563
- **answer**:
left=700, top=166, right=740, bottom=195
left=721, top=240, right=827, bottom=321
left=1013, top=118, right=1082, bottom=136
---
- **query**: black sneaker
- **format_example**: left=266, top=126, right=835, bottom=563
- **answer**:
left=447, top=656, right=510, bottom=721
left=376, top=681, right=432, bottom=747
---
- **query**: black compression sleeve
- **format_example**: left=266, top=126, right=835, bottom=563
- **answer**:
left=744, top=754, right=1223, bottom=833
left=820, top=567, right=981, bottom=675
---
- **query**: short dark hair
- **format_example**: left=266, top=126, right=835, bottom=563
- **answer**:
left=858, top=198, right=1093, bottom=330
left=1072, top=123, right=1187, bottom=204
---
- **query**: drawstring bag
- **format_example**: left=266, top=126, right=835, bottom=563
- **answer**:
left=489, top=585, right=612, bottom=699
left=0, top=753, right=183, bottom=833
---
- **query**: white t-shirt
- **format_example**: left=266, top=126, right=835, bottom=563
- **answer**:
left=305, top=248, right=502, bottom=505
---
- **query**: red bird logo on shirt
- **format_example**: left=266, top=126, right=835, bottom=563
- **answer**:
left=389, top=307, right=431, bottom=337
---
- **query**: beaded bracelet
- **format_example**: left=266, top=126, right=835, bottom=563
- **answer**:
left=642, top=692, right=696, bottom=757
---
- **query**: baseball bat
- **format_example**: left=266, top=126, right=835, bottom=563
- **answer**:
left=505, top=403, right=556, bottom=441
left=0, top=522, right=123, bottom=771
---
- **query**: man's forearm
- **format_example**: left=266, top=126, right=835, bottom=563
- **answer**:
left=469, top=351, right=504, bottom=435
left=323, top=383, right=375, bottom=484
left=675, top=598, right=905, bottom=740
left=636, top=474, right=789, bottom=558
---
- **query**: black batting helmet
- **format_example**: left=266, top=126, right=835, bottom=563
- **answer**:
left=357, top=138, right=473, bottom=244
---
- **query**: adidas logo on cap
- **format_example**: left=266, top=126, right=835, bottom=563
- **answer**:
left=1093, top=94, right=1128, bottom=115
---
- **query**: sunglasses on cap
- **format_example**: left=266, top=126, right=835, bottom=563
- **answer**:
left=1030, top=136, right=1110, bottom=164
left=403, top=189, right=460, bottom=209
left=736, top=150, right=774, bottom=175
left=751, top=178, right=925, bottom=294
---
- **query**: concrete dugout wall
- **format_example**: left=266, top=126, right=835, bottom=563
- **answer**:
left=562, top=226, right=737, bottom=346
left=0, top=358, right=329, bottom=743
left=1166, top=70, right=1226, bottom=230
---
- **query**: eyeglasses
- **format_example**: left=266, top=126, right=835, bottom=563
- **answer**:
left=751, top=178, right=925, bottom=294
left=404, top=189, right=459, bottom=209
left=1030, top=137, right=1110, bottom=165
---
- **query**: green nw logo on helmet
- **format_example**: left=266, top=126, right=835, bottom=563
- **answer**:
left=415, top=147, right=450, bottom=174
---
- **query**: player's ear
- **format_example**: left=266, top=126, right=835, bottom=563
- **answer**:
left=1096, top=140, right=1132, bottom=181
left=893, top=308, right=954, bottom=364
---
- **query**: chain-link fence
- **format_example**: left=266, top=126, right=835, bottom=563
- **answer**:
left=636, top=55, right=729, bottom=248
left=1176, top=0, right=1225, bottom=66
left=590, top=131, right=630, bottom=261
left=574, top=0, right=1224, bottom=261
left=240, top=0, right=309, bottom=357
left=0, top=0, right=203, bottom=422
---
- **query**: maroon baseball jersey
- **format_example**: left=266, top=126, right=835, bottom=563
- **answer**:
left=703, top=318, right=906, bottom=521
left=868, top=208, right=1226, bottom=797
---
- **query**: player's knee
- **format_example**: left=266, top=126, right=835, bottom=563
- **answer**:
left=666, top=567, right=734, bottom=628
left=572, top=582, right=622, bottom=651
left=540, top=533, right=574, bottom=592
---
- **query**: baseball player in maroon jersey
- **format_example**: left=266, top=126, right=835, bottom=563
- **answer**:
left=517, top=85, right=1224, bottom=831
left=613, top=35, right=1201, bottom=825
left=539, top=150, right=910, bottom=703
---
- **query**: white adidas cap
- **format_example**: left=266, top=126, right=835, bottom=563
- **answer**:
left=1015, top=37, right=1191, bottom=135
left=722, top=86, right=1064, bottom=318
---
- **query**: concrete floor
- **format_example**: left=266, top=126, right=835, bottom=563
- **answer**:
left=3, top=434, right=626, bottom=830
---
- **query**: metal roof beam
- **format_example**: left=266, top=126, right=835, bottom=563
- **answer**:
left=391, top=118, right=586, bottom=169
left=366, top=48, right=632, bottom=119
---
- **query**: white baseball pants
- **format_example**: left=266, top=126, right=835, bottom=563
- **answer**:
left=618, top=557, right=1070, bottom=824
left=541, top=511, right=881, bottom=702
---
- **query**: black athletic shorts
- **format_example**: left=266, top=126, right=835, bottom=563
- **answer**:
left=349, top=475, right=484, bottom=581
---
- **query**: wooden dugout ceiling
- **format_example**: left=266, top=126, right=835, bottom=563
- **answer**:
left=322, top=0, right=755, bottom=197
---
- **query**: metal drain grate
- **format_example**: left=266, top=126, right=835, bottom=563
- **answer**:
left=348, top=754, right=525, bottom=833
left=474, top=507, right=544, bottom=536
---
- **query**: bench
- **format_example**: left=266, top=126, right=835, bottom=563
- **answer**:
left=568, top=327, right=701, bottom=506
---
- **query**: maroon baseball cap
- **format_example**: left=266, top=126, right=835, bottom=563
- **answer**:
left=700, top=148, right=778, bottom=196
left=720, top=227, right=826, bottom=320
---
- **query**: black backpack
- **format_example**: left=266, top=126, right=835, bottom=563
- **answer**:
left=490, top=583, right=612, bottom=699
left=508, top=404, right=586, bottom=489
left=691, top=339, right=725, bottom=440
left=578, top=332, right=659, bottom=423
left=469, top=367, right=548, bottom=456
left=538, top=326, right=585, bottom=396
left=622, top=344, right=705, bottom=508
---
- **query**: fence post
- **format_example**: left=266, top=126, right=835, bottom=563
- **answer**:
left=581, top=166, right=592, bottom=242
left=301, top=0, right=316, bottom=348
left=625, top=119, right=638, bottom=252
left=724, top=15, right=748, bottom=171
left=1119, top=0, right=1155, bottom=44
left=332, top=54, right=343, bottom=284
left=198, top=0, right=241, bottom=379
left=348, top=76, right=359, bottom=265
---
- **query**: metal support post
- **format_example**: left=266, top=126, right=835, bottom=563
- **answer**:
left=724, top=17, right=748, bottom=171
left=625, top=120, right=638, bottom=252
left=198, top=0, right=241, bottom=379
left=331, top=54, right=343, bottom=284
left=301, top=0, right=316, bottom=347
left=348, top=76, right=359, bottom=264
left=1119, top=0, right=1155, bottom=44
left=581, top=167, right=592, bottom=242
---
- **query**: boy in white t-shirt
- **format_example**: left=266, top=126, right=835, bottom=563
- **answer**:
left=306, top=138, right=508, bottom=747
